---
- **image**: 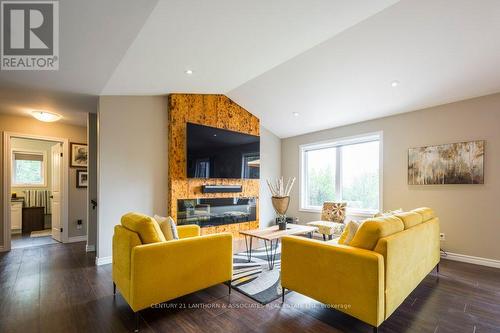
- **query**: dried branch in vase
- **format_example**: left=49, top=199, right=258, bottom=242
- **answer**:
left=266, top=177, right=296, bottom=197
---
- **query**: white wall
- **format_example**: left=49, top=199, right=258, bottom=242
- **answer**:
left=98, top=96, right=168, bottom=260
left=282, top=93, right=500, bottom=261
left=259, top=127, right=282, bottom=228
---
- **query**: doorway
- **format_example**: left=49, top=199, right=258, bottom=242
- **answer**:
left=3, top=133, right=69, bottom=250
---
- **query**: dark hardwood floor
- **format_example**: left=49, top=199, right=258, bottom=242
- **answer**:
left=11, top=233, right=58, bottom=249
left=1, top=241, right=499, bottom=333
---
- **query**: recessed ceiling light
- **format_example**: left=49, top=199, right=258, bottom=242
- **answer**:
left=391, top=80, right=400, bottom=87
left=213, top=134, right=217, bottom=137
left=292, top=112, right=300, bottom=117
left=185, top=69, right=193, bottom=75
left=31, top=110, right=62, bottom=122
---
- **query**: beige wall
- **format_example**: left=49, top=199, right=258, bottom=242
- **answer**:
left=259, top=127, right=282, bottom=228
left=282, top=93, right=500, bottom=261
left=98, top=96, right=169, bottom=260
left=0, top=114, right=88, bottom=247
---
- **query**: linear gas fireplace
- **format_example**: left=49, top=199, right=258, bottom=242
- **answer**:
left=177, top=197, right=257, bottom=227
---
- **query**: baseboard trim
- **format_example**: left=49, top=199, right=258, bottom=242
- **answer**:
left=67, top=236, right=87, bottom=243
left=442, top=251, right=500, bottom=269
left=86, top=244, right=95, bottom=252
left=96, top=256, right=112, bottom=266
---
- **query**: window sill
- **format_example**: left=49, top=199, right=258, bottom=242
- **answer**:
left=347, top=211, right=376, bottom=219
left=299, top=207, right=377, bottom=219
left=12, top=184, right=47, bottom=188
left=298, top=208, right=322, bottom=213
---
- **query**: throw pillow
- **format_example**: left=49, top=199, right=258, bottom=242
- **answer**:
left=321, top=202, right=347, bottom=223
left=154, top=215, right=179, bottom=241
left=338, top=220, right=359, bottom=245
left=349, top=216, right=404, bottom=250
left=121, top=212, right=166, bottom=243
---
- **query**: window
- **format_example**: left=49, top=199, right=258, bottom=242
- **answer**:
left=12, top=151, right=47, bottom=187
left=242, top=153, right=260, bottom=179
left=194, top=158, right=210, bottom=178
left=300, top=133, right=381, bottom=215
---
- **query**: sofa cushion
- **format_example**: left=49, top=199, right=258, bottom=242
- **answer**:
left=412, top=207, right=435, bottom=222
left=154, top=215, right=179, bottom=241
left=350, top=216, right=404, bottom=250
left=394, top=212, right=423, bottom=229
left=121, top=212, right=166, bottom=244
left=338, top=220, right=359, bottom=245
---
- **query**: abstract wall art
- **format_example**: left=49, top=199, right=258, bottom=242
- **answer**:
left=408, top=140, right=484, bottom=185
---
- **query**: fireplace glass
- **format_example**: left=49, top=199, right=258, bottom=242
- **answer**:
left=177, top=197, right=257, bottom=227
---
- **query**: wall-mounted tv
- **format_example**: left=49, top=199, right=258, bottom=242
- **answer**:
left=187, top=123, right=260, bottom=179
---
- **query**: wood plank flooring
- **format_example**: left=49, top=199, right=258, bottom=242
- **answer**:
left=1, top=241, right=499, bottom=333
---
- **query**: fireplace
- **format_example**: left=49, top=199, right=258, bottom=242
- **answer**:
left=177, top=197, right=257, bottom=227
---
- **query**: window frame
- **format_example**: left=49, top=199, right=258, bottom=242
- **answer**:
left=11, top=149, right=48, bottom=187
left=299, top=131, right=383, bottom=217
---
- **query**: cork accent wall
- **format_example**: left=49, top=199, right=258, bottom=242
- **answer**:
left=168, top=94, right=260, bottom=237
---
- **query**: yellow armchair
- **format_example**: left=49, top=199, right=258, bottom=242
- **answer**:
left=176, top=224, right=201, bottom=238
left=112, top=213, right=232, bottom=332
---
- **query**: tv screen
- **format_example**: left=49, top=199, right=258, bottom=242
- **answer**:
left=187, top=123, right=260, bottom=179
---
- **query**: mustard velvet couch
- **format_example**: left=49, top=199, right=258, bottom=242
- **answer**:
left=112, top=213, right=233, bottom=332
left=281, top=207, right=440, bottom=332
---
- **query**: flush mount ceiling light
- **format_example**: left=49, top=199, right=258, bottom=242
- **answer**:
left=391, top=80, right=400, bottom=87
left=292, top=112, right=300, bottom=117
left=31, top=110, right=62, bottom=122
left=185, top=69, right=193, bottom=75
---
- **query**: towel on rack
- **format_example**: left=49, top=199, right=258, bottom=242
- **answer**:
left=24, top=190, right=52, bottom=214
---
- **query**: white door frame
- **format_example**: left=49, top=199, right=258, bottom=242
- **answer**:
left=2, top=132, right=69, bottom=251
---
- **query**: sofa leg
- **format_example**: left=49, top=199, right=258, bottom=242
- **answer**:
left=436, top=263, right=440, bottom=274
left=228, top=281, right=232, bottom=295
left=113, top=282, right=116, bottom=295
left=322, top=234, right=326, bottom=241
left=373, top=326, right=378, bottom=333
left=328, top=235, right=333, bottom=240
left=134, top=312, right=140, bottom=333
left=282, top=288, right=286, bottom=303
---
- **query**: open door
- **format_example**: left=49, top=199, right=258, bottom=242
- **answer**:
left=51, top=143, right=63, bottom=242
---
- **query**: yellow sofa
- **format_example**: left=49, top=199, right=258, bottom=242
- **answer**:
left=112, top=212, right=233, bottom=332
left=281, top=207, right=440, bottom=332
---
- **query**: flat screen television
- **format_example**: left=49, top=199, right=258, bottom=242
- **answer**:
left=186, top=123, right=260, bottom=179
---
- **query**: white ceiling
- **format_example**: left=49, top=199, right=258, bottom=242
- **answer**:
left=0, top=85, right=91, bottom=126
left=2, top=0, right=500, bottom=136
left=102, top=0, right=399, bottom=94
left=229, top=0, right=500, bottom=137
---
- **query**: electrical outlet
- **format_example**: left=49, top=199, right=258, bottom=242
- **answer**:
left=77, top=219, right=83, bottom=230
left=440, top=233, right=445, bottom=241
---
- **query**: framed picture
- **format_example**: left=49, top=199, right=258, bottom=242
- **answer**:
left=408, top=140, right=485, bottom=185
left=76, top=170, right=88, bottom=188
left=70, top=143, right=88, bottom=168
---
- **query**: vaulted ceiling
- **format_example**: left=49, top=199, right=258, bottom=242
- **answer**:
left=1, top=0, right=500, bottom=136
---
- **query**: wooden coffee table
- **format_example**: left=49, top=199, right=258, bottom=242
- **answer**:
left=239, top=224, right=318, bottom=270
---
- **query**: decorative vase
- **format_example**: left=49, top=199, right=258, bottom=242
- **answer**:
left=271, top=196, right=290, bottom=230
